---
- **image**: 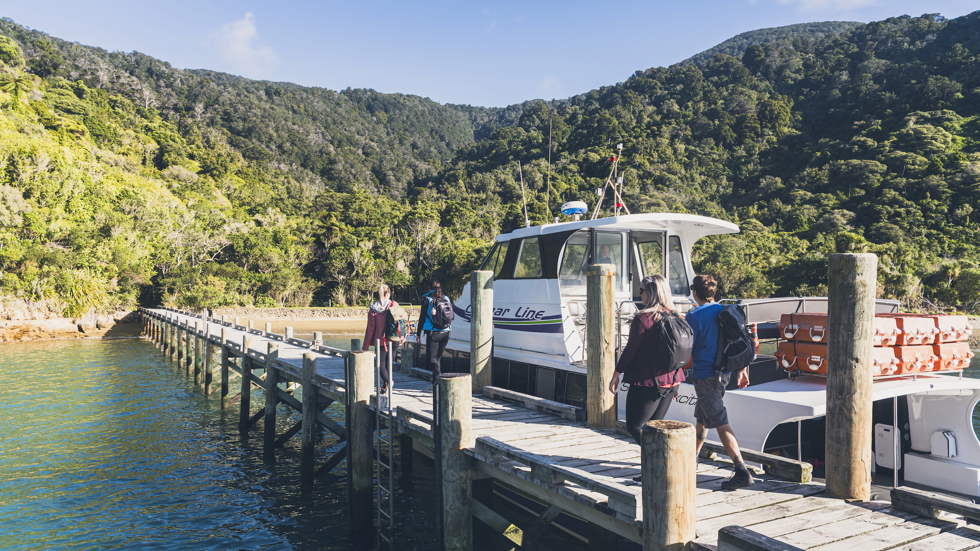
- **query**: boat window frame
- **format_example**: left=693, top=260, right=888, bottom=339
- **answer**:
left=668, top=234, right=690, bottom=296
left=513, top=237, right=544, bottom=279
left=593, top=230, right=630, bottom=294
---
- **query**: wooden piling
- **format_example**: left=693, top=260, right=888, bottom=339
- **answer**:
left=400, top=433, right=414, bottom=475
left=203, top=325, right=214, bottom=394
left=264, top=343, right=280, bottom=449
left=265, top=322, right=272, bottom=336
left=312, top=331, right=323, bottom=348
left=221, top=314, right=227, bottom=325
left=193, top=321, right=202, bottom=385
left=239, top=335, right=254, bottom=432
left=640, top=420, right=696, bottom=551
left=436, top=373, right=473, bottom=550
left=825, top=253, right=877, bottom=501
left=470, top=270, right=493, bottom=392
left=234, top=316, right=240, bottom=328
left=351, top=338, right=362, bottom=351
left=301, top=353, right=316, bottom=478
left=167, top=316, right=175, bottom=360
left=586, top=264, right=616, bottom=429
left=220, top=328, right=230, bottom=407
left=285, top=326, right=293, bottom=341
left=178, top=320, right=186, bottom=369
left=347, top=351, right=375, bottom=535
left=185, top=320, right=193, bottom=376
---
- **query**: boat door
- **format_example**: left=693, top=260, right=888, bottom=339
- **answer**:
left=629, top=230, right=666, bottom=300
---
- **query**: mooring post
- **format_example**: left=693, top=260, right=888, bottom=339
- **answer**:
left=285, top=326, right=293, bottom=341
left=470, top=270, right=493, bottom=393
left=826, top=253, right=877, bottom=501
left=350, top=338, right=362, bottom=351
left=194, top=321, right=202, bottom=385
left=221, top=314, right=227, bottom=325
left=435, top=373, right=473, bottom=550
left=400, top=343, right=415, bottom=374
left=301, top=353, right=317, bottom=479
left=203, top=324, right=214, bottom=394
left=346, top=351, right=375, bottom=536
left=234, top=316, right=240, bottom=329
left=185, top=320, right=193, bottom=377
left=168, top=316, right=175, bottom=360
left=265, top=322, right=272, bottom=336
left=312, top=331, right=323, bottom=348
left=586, top=263, right=616, bottom=428
left=178, top=320, right=186, bottom=369
left=249, top=320, right=255, bottom=333
left=641, top=420, right=696, bottom=550
left=264, top=342, right=280, bottom=449
left=239, top=335, right=255, bottom=432
left=220, top=328, right=230, bottom=407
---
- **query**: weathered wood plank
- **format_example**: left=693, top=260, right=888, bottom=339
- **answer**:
left=892, top=486, right=980, bottom=523
left=808, top=515, right=961, bottom=551
left=889, top=525, right=980, bottom=551
left=717, top=526, right=806, bottom=551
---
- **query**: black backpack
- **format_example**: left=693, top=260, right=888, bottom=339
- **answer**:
left=430, top=296, right=454, bottom=330
left=650, top=312, right=694, bottom=377
left=714, top=304, right=756, bottom=373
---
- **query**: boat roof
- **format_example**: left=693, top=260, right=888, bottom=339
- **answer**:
left=497, top=213, right=740, bottom=243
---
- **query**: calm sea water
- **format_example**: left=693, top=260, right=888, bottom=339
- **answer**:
left=0, top=336, right=978, bottom=550
left=0, top=337, right=589, bottom=551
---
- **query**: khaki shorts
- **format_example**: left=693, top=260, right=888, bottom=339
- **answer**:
left=693, top=373, right=731, bottom=429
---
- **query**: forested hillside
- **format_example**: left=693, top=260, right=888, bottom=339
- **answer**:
left=1, top=12, right=979, bottom=317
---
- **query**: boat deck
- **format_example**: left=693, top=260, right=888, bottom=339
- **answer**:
left=147, top=309, right=980, bottom=550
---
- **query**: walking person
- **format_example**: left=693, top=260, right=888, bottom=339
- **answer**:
left=416, top=278, right=452, bottom=379
left=608, top=275, right=688, bottom=446
left=687, top=275, right=754, bottom=490
left=363, top=283, right=399, bottom=393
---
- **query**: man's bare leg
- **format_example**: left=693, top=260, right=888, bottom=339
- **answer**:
left=695, top=422, right=709, bottom=456
left=716, top=423, right=744, bottom=464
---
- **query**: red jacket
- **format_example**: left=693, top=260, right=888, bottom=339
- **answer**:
left=363, top=300, right=397, bottom=351
left=615, top=310, right=686, bottom=388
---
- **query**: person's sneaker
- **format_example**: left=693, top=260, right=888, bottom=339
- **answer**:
left=720, top=468, right=754, bottom=490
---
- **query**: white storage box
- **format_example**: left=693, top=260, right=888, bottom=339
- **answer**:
left=904, top=453, right=980, bottom=497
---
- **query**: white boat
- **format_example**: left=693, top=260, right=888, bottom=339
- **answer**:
left=412, top=211, right=980, bottom=498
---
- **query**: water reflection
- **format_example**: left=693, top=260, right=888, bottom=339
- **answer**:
left=0, top=339, right=439, bottom=551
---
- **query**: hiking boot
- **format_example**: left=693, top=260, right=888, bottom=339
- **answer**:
left=721, top=469, right=754, bottom=490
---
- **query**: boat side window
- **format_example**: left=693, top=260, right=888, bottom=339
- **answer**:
left=668, top=235, right=689, bottom=295
left=514, top=237, right=543, bottom=279
left=559, top=230, right=591, bottom=294
left=480, top=242, right=511, bottom=280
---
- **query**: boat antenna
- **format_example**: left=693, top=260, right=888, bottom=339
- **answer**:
left=592, top=143, right=631, bottom=220
left=518, top=161, right=530, bottom=228
left=546, top=118, right=552, bottom=219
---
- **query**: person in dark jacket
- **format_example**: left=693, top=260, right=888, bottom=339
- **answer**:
left=363, top=283, right=398, bottom=392
left=608, top=274, right=686, bottom=445
left=415, top=278, right=451, bottom=379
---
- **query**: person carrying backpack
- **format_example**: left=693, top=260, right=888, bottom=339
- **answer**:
left=416, top=278, right=453, bottom=379
left=687, top=274, right=754, bottom=490
left=609, top=275, right=689, bottom=451
left=362, top=283, right=402, bottom=393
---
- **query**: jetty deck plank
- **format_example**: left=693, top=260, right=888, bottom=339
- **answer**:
left=148, top=308, right=972, bottom=550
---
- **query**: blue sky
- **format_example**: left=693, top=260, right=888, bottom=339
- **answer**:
left=3, top=1, right=977, bottom=107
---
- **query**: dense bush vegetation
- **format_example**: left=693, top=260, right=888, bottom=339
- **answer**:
left=0, top=12, right=979, bottom=317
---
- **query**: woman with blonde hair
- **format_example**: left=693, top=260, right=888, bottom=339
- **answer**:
left=363, top=283, right=401, bottom=392
left=608, top=275, right=689, bottom=447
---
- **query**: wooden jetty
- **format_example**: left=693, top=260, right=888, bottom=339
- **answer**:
left=137, top=257, right=980, bottom=551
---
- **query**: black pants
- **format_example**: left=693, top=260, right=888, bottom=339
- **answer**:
left=376, top=341, right=399, bottom=387
left=624, top=384, right=678, bottom=445
left=426, top=330, right=450, bottom=377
